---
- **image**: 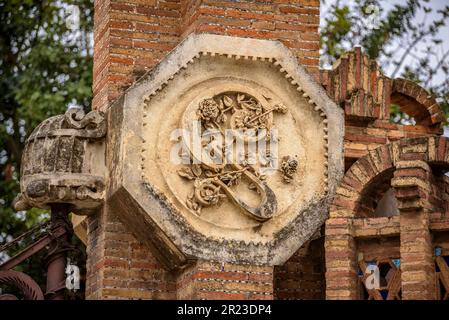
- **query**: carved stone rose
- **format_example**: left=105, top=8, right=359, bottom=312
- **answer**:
left=197, top=98, right=220, bottom=122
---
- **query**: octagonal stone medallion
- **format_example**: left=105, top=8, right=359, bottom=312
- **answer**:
left=107, top=34, right=344, bottom=268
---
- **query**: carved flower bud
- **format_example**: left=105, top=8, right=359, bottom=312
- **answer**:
left=281, top=156, right=298, bottom=183
left=197, top=98, right=220, bottom=122
left=194, top=179, right=224, bottom=206
left=274, top=103, right=288, bottom=114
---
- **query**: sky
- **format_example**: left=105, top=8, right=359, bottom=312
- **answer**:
left=320, top=0, right=449, bottom=88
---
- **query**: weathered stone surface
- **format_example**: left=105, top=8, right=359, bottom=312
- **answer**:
left=14, top=108, right=107, bottom=215
left=107, top=33, right=344, bottom=267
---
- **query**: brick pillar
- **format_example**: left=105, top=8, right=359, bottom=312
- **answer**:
left=93, top=0, right=182, bottom=111
left=89, top=0, right=323, bottom=300
left=85, top=206, right=176, bottom=299
left=181, top=0, right=320, bottom=75
left=88, top=0, right=182, bottom=299
left=325, top=217, right=358, bottom=300
left=93, top=0, right=321, bottom=112
left=176, top=260, right=273, bottom=300
left=393, top=161, right=436, bottom=300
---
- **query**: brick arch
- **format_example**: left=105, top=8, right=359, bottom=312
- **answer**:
left=320, top=47, right=392, bottom=121
left=331, top=136, right=449, bottom=219
left=391, top=78, right=445, bottom=126
left=332, top=144, right=394, bottom=218
left=321, top=48, right=445, bottom=126
left=326, top=135, right=449, bottom=300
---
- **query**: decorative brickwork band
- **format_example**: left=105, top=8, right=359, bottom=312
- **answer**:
left=319, top=48, right=444, bottom=172
left=392, top=78, right=445, bottom=126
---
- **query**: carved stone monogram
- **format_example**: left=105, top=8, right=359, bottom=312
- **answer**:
left=176, top=92, right=296, bottom=221
left=107, top=34, right=344, bottom=267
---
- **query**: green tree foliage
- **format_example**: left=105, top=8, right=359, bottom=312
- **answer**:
left=0, top=0, right=93, bottom=296
left=321, top=0, right=449, bottom=123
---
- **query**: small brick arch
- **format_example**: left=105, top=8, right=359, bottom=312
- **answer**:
left=331, top=136, right=449, bottom=219
left=326, top=135, right=449, bottom=300
left=391, top=78, right=445, bottom=126
left=321, top=48, right=446, bottom=126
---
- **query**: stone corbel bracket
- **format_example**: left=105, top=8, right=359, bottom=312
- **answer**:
left=14, top=108, right=107, bottom=215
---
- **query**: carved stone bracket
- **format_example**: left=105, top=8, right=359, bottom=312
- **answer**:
left=14, top=108, right=107, bottom=215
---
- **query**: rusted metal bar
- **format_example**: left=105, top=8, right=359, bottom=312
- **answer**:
left=0, top=221, right=49, bottom=253
left=44, top=203, right=73, bottom=300
left=0, top=226, right=66, bottom=271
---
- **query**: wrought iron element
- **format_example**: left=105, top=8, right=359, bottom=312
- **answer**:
left=0, top=225, right=66, bottom=271
left=0, top=221, right=49, bottom=254
left=0, top=270, right=44, bottom=300
left=44, top=204, right=74, bottom=300
left=13, top=107, right=107, bottom=215
left=435, top=254, right=449, bottom=300
left=0, top=204, right=73, bottom=300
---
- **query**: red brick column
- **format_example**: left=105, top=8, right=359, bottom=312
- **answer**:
left=393, top=160, right=436, bottom=300
left=93, top=0, right=181, bottom=111
left=325, top=217, right=358, bottom=300
left=85, top=206, right=176, bottom=299
left=88, top=0, right=183, bottom=299
left=181, top=0, right=320, bottom=75
left=177, top=260, right=273, bottom=300
left=93, top=0, right=321, bottom=112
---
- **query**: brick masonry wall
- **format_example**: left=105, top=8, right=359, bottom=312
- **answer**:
left=323, top=47, right=448, bottom=300
left=177, top=260, right=274, bottom=300
left=92, top=0, right=321, bottom=111
left=326, top=136, right=449, bottom=300
left=343, top=121, right=442, bottom=171
left=320, top=47, right=444, bottom=170
left=93, top=0, right=182, bottom=111
left=85, top=206, right=176, bottom=299
left=180, top=0, right=321, bottom=74
left=356, top=238, right=400, bottom=262
left=274, top=237, right=325, bottom=300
